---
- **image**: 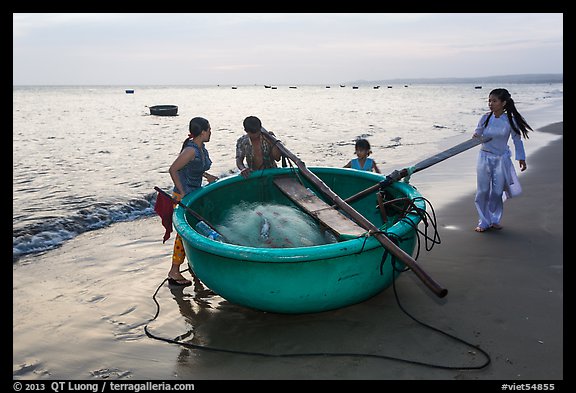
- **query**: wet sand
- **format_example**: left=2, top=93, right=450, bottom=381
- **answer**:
left=13, top=122, right=562, bottom=381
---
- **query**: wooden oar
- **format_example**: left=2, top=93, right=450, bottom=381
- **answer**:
left=344, top=136, right=492, bottom=205
left=261, top=128, right=448, bottom=298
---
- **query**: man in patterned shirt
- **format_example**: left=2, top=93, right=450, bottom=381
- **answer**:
left=235, top=116, right=282, bottom=178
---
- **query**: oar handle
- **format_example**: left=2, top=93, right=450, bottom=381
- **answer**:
left=374, top=232, right=448, bottom=297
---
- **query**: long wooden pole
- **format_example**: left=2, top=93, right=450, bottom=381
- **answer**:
left=261, top=128, right=448, bottom=298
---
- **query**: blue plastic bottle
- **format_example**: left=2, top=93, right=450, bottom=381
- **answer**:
left=194, top=221, right=224, bottom=242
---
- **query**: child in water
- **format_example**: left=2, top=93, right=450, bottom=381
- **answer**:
left=344, top=138, right=381, bottom=173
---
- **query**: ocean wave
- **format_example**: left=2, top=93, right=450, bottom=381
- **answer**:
left=12, top=193, right=158, bottom=262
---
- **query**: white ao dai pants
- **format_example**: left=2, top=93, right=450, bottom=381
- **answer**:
left=475, top=149, right=520, bottom=229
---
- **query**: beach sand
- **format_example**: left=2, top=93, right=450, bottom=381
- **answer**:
left=13, top=122, right=563, bottom=381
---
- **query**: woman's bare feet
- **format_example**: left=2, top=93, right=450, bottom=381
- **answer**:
left=168, top=266, right=192, bottom=286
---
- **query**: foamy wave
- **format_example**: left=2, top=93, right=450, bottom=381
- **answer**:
left=12, top=194, right=157, bottom=262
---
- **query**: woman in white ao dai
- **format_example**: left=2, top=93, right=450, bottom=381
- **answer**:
left=473, top=88, right=532, bottom=232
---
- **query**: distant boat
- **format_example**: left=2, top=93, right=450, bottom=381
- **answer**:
left=289, top=86, right=297, bottom=89
left=264, top=85, right=271, bottom=88
left=404, top=85, right=409, bottom=87
left=231, top=86, right=238, bottom=89
left=387, top=86, right=393, bottom=88
left=325, top=86, right=331, bottom=88
left=271, top=86, right=278, bottom=89
left=149, top=105, right=178, bottom=116
left=352, top=86, right=359, bottom=89
left=475, top=86, right=483, bottom=89
left=340, top=85, right=346, bottom=88
left=125, top=89, right=135, bottom=94
left=373, top=86, right=380, bottom=89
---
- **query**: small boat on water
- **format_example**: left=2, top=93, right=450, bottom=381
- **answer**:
left=125, top=89, right=135, bottom=94
left=173, top=166, right=426, bottom=313
left=149, top=105, right=178, bottom=116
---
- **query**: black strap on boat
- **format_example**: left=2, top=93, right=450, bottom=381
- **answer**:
left=354, top=195, right=441, bottom=265
left=396, top=196, right=442, bottom=259
left=379, top=233, right=402, bottom=276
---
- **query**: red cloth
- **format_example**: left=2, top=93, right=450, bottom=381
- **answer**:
left=154, top=191, right=175, bottom=243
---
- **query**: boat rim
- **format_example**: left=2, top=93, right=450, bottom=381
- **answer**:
left=173, top=167, right=424, bottom=263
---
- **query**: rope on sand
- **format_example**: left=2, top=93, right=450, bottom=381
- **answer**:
left=144, top=267, right=491, bottom=371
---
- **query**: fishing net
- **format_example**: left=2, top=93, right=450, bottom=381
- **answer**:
left=216, top=201, right=337, bottom=248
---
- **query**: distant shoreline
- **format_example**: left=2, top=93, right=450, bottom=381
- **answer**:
left=12, top=74, right=563, bottom=88
left=349, top=73, right=563, bottom=85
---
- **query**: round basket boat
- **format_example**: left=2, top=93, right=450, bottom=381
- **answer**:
left=149, top=105, right=178, bottom=116
left=173, top=167, right=425, bottom=314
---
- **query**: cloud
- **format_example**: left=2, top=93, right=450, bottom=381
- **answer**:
left=13, top=13, right=563, bottom=85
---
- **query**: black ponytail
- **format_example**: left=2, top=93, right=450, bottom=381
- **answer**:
left=505, top=98, right=532, bottom=139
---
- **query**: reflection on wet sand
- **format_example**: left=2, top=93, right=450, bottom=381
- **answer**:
left=154, top=269, right=489, bottom=379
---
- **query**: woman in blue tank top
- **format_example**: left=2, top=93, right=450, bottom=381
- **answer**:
left=167, top=117, right=219, bottom=286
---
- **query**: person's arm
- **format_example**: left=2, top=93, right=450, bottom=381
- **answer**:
left=344, top=160, right=352, bottom=168
left=271, top=145, right=282, bottom=162
left=511, top=127, right=527, bottom=172
left=235, top=151, right=246, bottom=171
left=203, top=172, right=219, bottom=183
left=372, top=161, right=381, bottom=174
left=270, top=138, right=282, bottom=162
left=235, top=137, right=251, bottom=178
left=263, top=130, right=282, bottom=162
left=473, top=113, right=490, bottom=138
left=169, top=147, right=195, bottom=195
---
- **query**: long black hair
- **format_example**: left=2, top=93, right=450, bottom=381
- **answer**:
left=180, top=117, right=210, bottom=152
left=483, top=88, right=532, bottom=139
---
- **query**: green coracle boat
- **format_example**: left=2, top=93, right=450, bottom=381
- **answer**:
left=173, top=166, right=426, bottom=314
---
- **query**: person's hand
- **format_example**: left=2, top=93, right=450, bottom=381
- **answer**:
left=205, top=174, right=219, bottom=183
left=519, top=160, right=527, bottom=172
left=240, top=167, right=252, bottom=179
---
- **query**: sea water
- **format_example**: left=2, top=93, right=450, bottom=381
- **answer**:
left=12, top=83, right=563, bottom=261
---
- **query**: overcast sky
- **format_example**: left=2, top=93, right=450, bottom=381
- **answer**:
left=13, top=13, right=563, bottom=86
